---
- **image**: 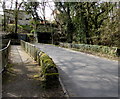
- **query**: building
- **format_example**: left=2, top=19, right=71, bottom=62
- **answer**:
left=0, top=14, right=3, bottom=25
left=0, top=14, right=4, bottom=30
left=5, top=9, right=32, bottom=25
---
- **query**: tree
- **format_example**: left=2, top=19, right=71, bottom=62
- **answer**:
left=54, top=2, right=115, bottom=45
left=74, top=2, right=94, bottom=44
left=88, top=2, right=114, bottom=45
left=54, top=2, right=75, bottom=43
left=99, top=2, right=120, bottom=47
left=1, top=0, right=23, bottom=33
left=24, top=1, right=40, bottom=43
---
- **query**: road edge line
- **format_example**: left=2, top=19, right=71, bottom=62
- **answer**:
left=59, top=77, right=70, bottom=99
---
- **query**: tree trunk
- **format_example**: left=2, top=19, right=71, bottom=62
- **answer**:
left=66, top=4, right=73, bottom=43
left=15, top=0, right=18, bottom=38
left=15, top=12, right=18, bottom=34
left=3, top=9, right=6, bottom=31
left=84, top=17, right=91, bottom=44
left=67, top=19, right=74, bottom=43
left=34, top=22, right=38, bottom=43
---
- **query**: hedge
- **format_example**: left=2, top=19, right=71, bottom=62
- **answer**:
left=59, top=42, right=119, bottom=57
left=21, top=40, right=59, bottom=88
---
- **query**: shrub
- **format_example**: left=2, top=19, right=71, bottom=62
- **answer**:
left=21, top=25, right=32, bottom=33
left=40, top=53, right=58, bottom=74
left=59, top=42, right=118, bottom=57
left=6, top=24, right=23, bottom=34
left=27, top=34, right=34, bottom=42
left=39, top=52, right=59, bottom=88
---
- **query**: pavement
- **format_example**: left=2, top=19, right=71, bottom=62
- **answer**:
left=2, top=46, right=43, bottom=97
left=34, top=43, right=118, bottom=97
left=2, top=46, right=64, bottom=98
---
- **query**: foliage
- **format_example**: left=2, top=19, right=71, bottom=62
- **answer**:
left=6, top=24, right=23, bottom=34
left=39, top=52, right=59, bottom=88
left=55, top=2, right=75, bottom=43
left=27, top=34, right=34, bottom=42
left=59, top=42, right=118, bottom=57
left=21, top=25, right=32, bottom=33
left=39, top=53, right=59, bottom=78
left=24, top=2, right=40, bottom=42
left=37, top=24, right=54, bottom=32
left=99, top=6, right=120, bottom=47
left=54, top=2, right=119, bottom=47
left=70, top=2, right=114, bottom=44
left=24, top=2, right=40, bottom=20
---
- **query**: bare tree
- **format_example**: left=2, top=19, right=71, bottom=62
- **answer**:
left=14, top=0, right=23, bottom=34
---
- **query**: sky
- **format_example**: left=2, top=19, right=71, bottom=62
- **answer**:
left=0, top=0, right=119, bottom=20
left=0, top=0, right=55, bottom=21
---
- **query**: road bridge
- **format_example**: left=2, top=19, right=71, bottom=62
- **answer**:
left=34, top=43, right=118, bottom=97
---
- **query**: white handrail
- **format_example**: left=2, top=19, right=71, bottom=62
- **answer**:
left=0, top=40, right=11, bottom=52
left=0, top=40, right=11, bottom=73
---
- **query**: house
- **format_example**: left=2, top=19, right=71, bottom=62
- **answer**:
left=4, top=9, right=32, bottom=25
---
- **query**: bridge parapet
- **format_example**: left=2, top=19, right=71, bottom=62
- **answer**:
left=21, top=40, right=59, bottom=88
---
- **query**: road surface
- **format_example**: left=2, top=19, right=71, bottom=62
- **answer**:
left=34, top=43, right=118, bottom=97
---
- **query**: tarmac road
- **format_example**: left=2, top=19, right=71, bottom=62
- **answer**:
left=34, top=43, right=118, bottom=97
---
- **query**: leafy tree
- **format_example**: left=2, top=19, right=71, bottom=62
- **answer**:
left=100, top=2, right=120, bottom=47
left=88, top=2, right=114, bottom=45
left=55, top=2, right=75, bottom=43
left=54, top=2, right=116, bottom=45
left=24, top=1, right=49, bottom=43
left=24, top=1, right=40, bottom=42
left=14, top=0, right=23, bottom=35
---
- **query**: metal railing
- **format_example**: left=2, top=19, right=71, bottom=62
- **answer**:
left=0, top=40, right=11, bottom=73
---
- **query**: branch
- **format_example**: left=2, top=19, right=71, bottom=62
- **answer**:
left=10, top=0, right=13, bottom=9
left=18, top=2, right=23, bottom=10
left=98, top=17, right=108, bottom=27
left=55, top=2, right=67, bottom=14
left=95, top=9, right=106, bottom=21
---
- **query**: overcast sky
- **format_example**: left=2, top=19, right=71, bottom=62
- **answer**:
left=0, top=0, right=55, bottom=21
